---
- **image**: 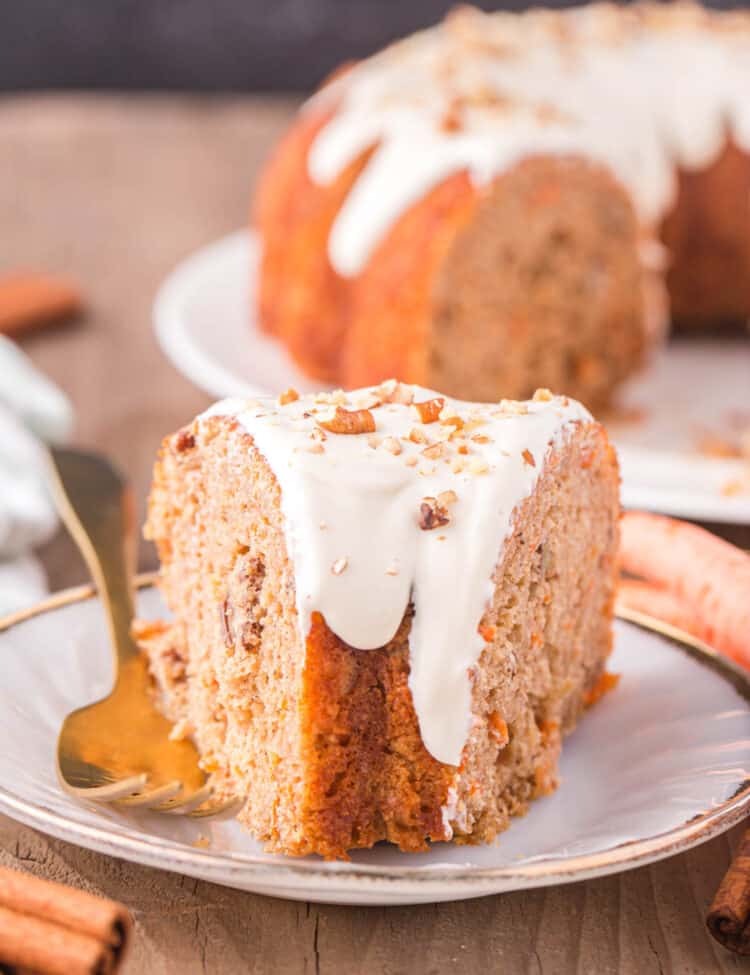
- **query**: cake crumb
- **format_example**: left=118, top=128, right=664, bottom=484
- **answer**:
left=331, top=557, right=349, bottom=575
left=382, top=436, right=403, bottom=455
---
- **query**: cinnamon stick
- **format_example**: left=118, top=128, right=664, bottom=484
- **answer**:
left=0, top=272, right=83, bottom=337
left=707, top=823, right=750, bottom=954
left=0, top=865, right=132, bottom=974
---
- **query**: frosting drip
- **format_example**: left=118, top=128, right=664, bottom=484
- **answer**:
left=306, top=3, right=750, bottom=277
left=202, top=383, right=591, bottom=765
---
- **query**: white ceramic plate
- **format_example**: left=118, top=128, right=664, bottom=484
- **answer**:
left=1, top=582, right=749, bottom=906
left=154, top=231, right=750, bottom=524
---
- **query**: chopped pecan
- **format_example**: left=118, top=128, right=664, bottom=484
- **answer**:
left=533, top=387, right=554, bottom=402
left=378, top=379, right=415, bottom=405
left=317, top=406, right=375, bottom=435
left=421, top=442, right=444, bottom=460
left=418, top=497, right=450, bottom=531
left=278, top=387, right=299, bottom=405
left=437, top=489, right=458, bottom=507
left=522, top=449, right=536, bottom=467
left=413, top=398, right=445, bottom=424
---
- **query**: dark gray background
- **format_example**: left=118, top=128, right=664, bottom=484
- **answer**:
left=2, top=0, right=747, bottom=92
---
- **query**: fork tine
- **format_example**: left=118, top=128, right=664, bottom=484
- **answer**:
left=65, top=773, right=149, bottom=802
left=153, top=783, right=214, bottom=815
left=187, top=796, right=245, bottom=819
left=115, top=781, right=183, bottom=807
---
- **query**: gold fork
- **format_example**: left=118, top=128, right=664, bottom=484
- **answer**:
left=50, top=447, right=236, bottom=817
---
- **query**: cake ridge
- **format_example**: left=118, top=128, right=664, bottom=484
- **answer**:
left=201, top=381, right=591, bottom=765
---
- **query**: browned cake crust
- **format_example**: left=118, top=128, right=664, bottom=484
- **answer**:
left=139, top=411, right=619, bottom=859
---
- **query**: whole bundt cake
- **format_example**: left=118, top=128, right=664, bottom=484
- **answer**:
left=254, top=3, right=750, bottom=408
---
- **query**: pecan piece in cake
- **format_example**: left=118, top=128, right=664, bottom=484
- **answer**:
left=175, top=430, right=196, bottom=452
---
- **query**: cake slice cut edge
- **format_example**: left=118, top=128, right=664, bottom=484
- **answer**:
left=137, top=380, right=620, bottom=859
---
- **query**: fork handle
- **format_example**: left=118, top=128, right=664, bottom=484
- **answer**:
left=48, top=447, right=140, bottom=667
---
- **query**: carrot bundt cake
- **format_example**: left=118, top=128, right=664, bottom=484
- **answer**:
left=139, top=380, right=620, bottom=858
left=254, top=2, right=750, bottom=408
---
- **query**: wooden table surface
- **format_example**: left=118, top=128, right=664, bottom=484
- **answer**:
left=1, top=95, right=748, bottom=975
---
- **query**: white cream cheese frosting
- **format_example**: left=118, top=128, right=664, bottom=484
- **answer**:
left=201, top=382, right=591, bottom=766
left=306, top=3, right=750, bottom=277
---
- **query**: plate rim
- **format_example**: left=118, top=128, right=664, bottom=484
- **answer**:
left=1, top=579, right=749, bottom=892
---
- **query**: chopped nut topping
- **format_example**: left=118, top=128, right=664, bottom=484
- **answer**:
left=437, top=489, right=458, bottom=507
left=315, top=389, right=349, bottom=407
left=418, top=497, right=451, bottom=531
left=378, top=379, right=414, bottom=405
left=478, top=623, right=496, bottom=643
left=409, top=426, right=429, bottom=444
left=498, top=399, right=529, bottom=415
left=533, top=388, right=554, bottom=402
left=468, top=457, right=489, bottom=475
left=382, top=436, right=403, bottom=455
left=306, top=442, right=325, bottom=454
left=471, top=434, right=490, bottom=444
left=404, top=454, right=418, bottom=467
left=355, top=392, right=382, bottom=411
left=457, top=444, right=469, bottom=455
left=522, top=449, right=536, bottom=467
left=367, top=434, right=382, bottom=449
left=450, top=457, right=465, bottom=474
left=175, top=430, right=195, bottom=452
left=421, top=442, right=444, bottom=460
left=439, top=410, right=464, bottom=432
left=317, top=406, right=376, bottom=435
left=319, top=521, right=327, bottom=530
left=385, top=563, right=399, bottom=576
left=331, top=557, right=349, bottom=575
left=278, top=387, right=299, bottom=406
left=412, top=398, right=445, bottom=424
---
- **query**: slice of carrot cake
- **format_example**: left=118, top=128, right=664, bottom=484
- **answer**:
left=139, top=380, right=619, bottom=859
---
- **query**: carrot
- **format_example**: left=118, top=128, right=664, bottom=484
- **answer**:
left=619, top=512, right=750, bottom=669
left=616, top=579, right=705, bottom=642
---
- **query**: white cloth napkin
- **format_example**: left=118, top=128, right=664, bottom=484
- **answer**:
left=0, top=336, right=73, bottom=615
